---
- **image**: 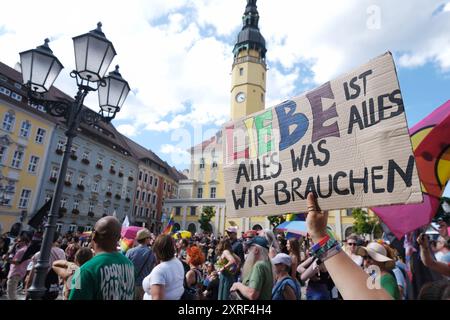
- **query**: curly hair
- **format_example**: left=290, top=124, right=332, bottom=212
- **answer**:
left=186, top=245, right=205, bottom=266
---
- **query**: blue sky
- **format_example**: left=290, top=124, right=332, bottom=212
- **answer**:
left=0, top=0, right=449, bottom=197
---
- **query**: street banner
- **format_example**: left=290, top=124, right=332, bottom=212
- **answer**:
left=223, top=52, right=423, bottom=218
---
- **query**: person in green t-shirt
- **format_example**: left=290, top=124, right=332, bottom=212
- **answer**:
left=69, top=216, right=135, bottom=300
left=356, top=242, right=400, bottom=300
left=230, top=236, right=273, bottom=300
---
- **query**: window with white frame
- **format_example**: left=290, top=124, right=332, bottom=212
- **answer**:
left=133, top=206, right=138, bottom=216
left=78, top=175, right=85, bottom=186
left=18, top=189, right=31, bottom=208
left=152, top=194, right=157, bottom=205
left=89, top=201, right=95, bottom=212
left=57, top=140, right=65, bottom=151
left=0, top=87, right=11, bottom=96
left=92, top=181, right=99, bottom=192
left=154, top=178, right=158, bottom=187
left=35, top=128, right=46, bottom=144
left=50, top=166, right=59, bottom=178
left=85, top=225, right=93, bottom=232
left=65, top=171, right=73, bottom=183
left=197, top=188, right=203, bottom=199
left=2, top=181, right=15, bottom=206
left=60, top=197, right=67, bottom=208
left=73, top=199, right=80, bottom=210
left=139, top=207, right=144, bottom=217
left=97, top=156, right=103, bottom=165
left=145, top=208, right=150, bottom=218
left=56, top=223, right=63, bottom=232
left=210, top=187, right=216, bottom=199
left=149, top=176, right=153, bottom=185
left=103, top=207, right=109, bottom=216
left=107, top=183, right=112, bottom=191
left=142, top=191, right=146, bottom=202
left=199, top=158, right=205, bottom=169
left=11, top=92, right=22, bottom=102
left=11, top=149, right=24, bottom=168
left=82, top=151, right=89, bottom=160
left=0, top=146, right=7, bottom=164
left=136, top=190, right=140, bottom=199
left=45, top=193, right=52, bottom=202
left=28, top=155, right=40, bottom=173
left=139, top=171, right=143, bottom=181
left=2, top=112, right=15, bottom=131
left=19, top=121, right=31, bottom=138
left=152, top=210, right=156, bottom=219
left=68, top=224, right=77, bottom=233
left=147, top=193, right=151, bottom=203
left=144, top=173, right=148, bottom=183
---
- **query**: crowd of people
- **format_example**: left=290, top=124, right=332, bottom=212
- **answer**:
left=0, top=194, right=449, bottom=300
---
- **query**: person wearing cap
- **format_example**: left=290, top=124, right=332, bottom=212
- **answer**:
left=69, top=216, right=135, bottom=300
left=356, top=241, right=400, bottom=300
left=126, top=228, right=156, bottom=300
left=225, top=226, right=245, bottom=268
left=258, top=229, right=280, bottom=258
left=271, top=253, right=301, bottom=300
left=230, top=236, right=273, bottom=300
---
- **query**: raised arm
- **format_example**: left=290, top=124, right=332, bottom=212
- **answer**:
left=305, top=193, right=392, bottom=300
left=417, top=234, right=450, bottom=277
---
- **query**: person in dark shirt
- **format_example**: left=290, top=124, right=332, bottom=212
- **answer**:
left=225, top=227, right=244, bottom=265
left=203, top=271, right=219, bottom=300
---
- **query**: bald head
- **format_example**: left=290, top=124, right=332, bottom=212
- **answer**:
left=93, top=216, right=121, bottom=252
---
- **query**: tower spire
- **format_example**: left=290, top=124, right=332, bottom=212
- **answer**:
left=233, top=0, right=266, bottom=59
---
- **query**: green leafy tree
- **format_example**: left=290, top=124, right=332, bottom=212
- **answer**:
left=267, top=215, right=286, bottom=229
left=198, top=206, right=215, bottom=233
left=352, top=208, right=383, bottom=239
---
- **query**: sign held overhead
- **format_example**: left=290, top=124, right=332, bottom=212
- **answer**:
left=223, top=52, right=423, bottom=218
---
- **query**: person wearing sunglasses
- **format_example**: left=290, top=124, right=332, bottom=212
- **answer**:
left=345, top=234, right=363, bottom=267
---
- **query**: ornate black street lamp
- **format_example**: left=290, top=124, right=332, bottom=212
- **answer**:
left=19, top=22, right=130, bottom=300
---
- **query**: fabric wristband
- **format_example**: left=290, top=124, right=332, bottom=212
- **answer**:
left=317, top=244, right=342, bottom=263
left=312, top=237, right=339, bottom=259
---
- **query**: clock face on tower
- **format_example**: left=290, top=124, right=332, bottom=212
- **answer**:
left=235, top=92, right=246, bottom=103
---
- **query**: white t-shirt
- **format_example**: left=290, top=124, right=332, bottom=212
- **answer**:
left=142, top=257, right=185, bottom=300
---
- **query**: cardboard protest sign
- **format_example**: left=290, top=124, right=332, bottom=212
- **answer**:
left=223, top=52, right=423, bottom=218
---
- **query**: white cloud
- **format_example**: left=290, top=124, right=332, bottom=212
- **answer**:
left=116, top=124, right=138, bottom=137
left=160, top=143, right=191, bottom=166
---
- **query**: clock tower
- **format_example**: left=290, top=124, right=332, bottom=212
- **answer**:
left=231, top=0, right=267, bottom=121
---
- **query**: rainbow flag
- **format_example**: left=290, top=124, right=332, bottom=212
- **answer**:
left=120, top=237, right=134, bottom=253
left=162, top=213, right=175, bottom=235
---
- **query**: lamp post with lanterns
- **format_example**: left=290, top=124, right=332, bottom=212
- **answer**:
left=19, top=22, right=130, bottom=299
